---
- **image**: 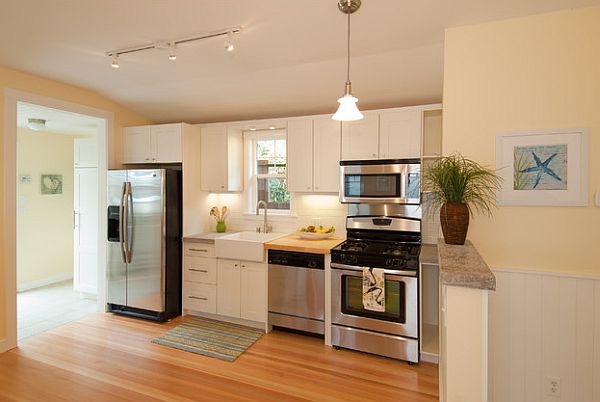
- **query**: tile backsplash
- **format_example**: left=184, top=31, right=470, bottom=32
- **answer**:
left=200, top=192, right=440, bottom=243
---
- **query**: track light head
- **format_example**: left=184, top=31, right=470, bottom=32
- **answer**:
left=168, top=43, right=177, bottom=61
left=224, top=32, right=235, bottom=52
left=111, top=54, right=120, bottom=68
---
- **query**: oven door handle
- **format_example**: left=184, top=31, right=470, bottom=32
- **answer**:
left=330, top=262, right=417, bottom=277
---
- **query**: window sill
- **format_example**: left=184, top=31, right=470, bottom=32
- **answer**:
left=242, top=212, right=298, bottom=220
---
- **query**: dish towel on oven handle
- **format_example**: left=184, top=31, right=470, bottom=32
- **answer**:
left=362, top=267, right=385, bottom=312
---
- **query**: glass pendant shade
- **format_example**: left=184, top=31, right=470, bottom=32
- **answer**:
left=332, top=93, right=363, bottom=121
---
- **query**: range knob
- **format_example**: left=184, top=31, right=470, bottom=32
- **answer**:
left=348, top=255, right=358, bottom=265
left=308, top=260, right=317, bottom=268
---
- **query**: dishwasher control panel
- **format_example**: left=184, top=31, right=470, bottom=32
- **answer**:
left=268, top=250, right=324, bottom=269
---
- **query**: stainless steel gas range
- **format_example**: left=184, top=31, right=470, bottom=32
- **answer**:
left=330, top=205, right=421, bottom=363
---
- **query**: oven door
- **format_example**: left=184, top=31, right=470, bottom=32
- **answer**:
left=339, top=161, right=420, bottom=204
left=331, top=265, right=418, bottom=338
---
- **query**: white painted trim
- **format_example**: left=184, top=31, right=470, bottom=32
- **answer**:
left=492, top=267, right=600, bottom=280
left=420, top=352, right=440, bottom=364
left=17, top=272, right=73, bottom=292
left=0, top=338, right=9, bottom=354
left=481, top=290, right=489, bottom=402
left=3, top=89, right=112, bottom=352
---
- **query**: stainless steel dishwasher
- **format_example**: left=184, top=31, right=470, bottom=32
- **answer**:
left=268, top=250, right=325, bottom=335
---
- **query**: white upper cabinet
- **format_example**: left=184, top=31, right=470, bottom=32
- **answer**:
left=74, top=138, right=98, bottom=168
left=287, top=118, right=314, bottom=192
left=341, top=111, right=379, bottom=160
left=379, top=108, right=422, bottom=159
left=286, top=115, right=341, bottom=193
left=313, top=117, right=341, bottom=192
left=151, top=124, right=182, bottom=163
left=123, top=123, right=183, bottom=164
left=200, top=126, right=243, bottom=192
left=123, top=126, right=152, bottom=163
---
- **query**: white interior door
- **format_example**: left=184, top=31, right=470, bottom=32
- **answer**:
left=74, top=168, right=98, bottom=295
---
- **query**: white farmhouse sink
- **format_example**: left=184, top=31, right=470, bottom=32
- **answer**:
left=215, top=231, right=286, bottom=262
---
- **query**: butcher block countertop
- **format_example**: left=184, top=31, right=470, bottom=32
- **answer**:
left=264, top=234, right=345, bottom=255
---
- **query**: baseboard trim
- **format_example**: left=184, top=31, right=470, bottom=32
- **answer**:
left=0, top=337, right=14, bottom=354
left=17, top=272, right=73, bottom=292
left=492, top=267, right=600, bottom=280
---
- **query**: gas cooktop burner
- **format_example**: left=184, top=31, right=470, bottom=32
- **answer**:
left=340, top=240, right=369, bottom=252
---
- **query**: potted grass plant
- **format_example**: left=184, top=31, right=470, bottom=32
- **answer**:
left=423, top=153, right=501, bottom=245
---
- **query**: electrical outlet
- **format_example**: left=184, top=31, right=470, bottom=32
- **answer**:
left=545, top=376, right=561, bottom=397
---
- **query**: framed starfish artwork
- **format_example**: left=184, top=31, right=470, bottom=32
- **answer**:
left=496, top=128, right=588, bottom=206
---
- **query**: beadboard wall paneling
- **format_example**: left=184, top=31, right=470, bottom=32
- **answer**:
left=489, top=269, right=600, bottom=402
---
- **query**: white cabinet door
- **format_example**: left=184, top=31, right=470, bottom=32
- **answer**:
left=240, top=261, right=266, bottom=322
left=287, top=118, right=314, bottom=192
left=379, top=109, right=422, bottom=159
left=217, top=259, right=241, bottom=318
left=341, top=112, right=379, bottom=160
left=123, top=126, right=152, bottom=163
left=74, top=138, right=98, bottom=168
left=152, top=124, right=182, bottom=163
left=73, top=168, right=98, bottom=294
left=313, top=117, right=341, bottom=193
left=201, top=126, right=229, bottom=192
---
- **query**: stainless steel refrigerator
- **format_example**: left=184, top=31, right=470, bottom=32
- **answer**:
left=106, top=168, right=182, bottom=322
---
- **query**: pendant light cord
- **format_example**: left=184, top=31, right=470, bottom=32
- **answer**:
left=346, top=10, right=351, bottom=85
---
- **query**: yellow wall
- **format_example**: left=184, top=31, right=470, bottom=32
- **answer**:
left=0, top=65, right=150, bottom=342
left=17, top=129, right=74, bottom=287
left=443, top=6, right=600, bottom=275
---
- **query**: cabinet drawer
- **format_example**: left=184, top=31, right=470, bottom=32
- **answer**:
left=184, top=243, right=215, bottom=258
left=184, top=256, right=217, bottom=284
left=183, top=282, right=216, bottom=314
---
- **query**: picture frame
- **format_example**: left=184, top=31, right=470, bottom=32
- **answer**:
left=40, top=174, right=63, bottom=195
left=496, top=128, right=588, bottom=206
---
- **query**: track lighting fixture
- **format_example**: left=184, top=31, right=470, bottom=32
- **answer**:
left=224, top=32, right=235, bottom=52
left=168, top=43, right=177, bottom=61
left=106, top=26, right=241, bottom=68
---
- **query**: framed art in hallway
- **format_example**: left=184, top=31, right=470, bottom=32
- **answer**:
left=40, top=174, right=63, bottom=195
left=496, top=128, right=588, bottom=206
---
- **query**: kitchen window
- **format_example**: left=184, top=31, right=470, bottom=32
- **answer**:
left=249, top=131, right=291, bottom=213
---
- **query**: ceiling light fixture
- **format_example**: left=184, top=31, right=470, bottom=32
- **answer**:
left=27, top=118, right=46, bottom=131
left=106, top=26, right=242, bottom=68
left=168, top=43, right=177, bottom=60
left=332, top=0, right=363, bottom=122
left=224, top=32, right=235, bottom=52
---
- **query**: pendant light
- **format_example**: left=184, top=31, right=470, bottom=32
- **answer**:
left=332, top=0, right=363, bottom=121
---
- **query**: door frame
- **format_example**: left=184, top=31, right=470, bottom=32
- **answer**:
left=2, top=89, right=113, bottom=352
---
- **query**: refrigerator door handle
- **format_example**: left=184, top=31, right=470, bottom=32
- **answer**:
left=119, top=182, right=127, bottom=263
left=123, top=182, right=133, bottom=264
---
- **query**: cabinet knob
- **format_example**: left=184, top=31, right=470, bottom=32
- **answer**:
left=145, top=158, right=151, bottom=161
left=371, top=153, right=377, bottom=157
left=315, top=187, right=319, bottom=190
left=221, top=185, right=225, bottom=189
left=241, top=265, right=246, bottom=268
left=307, top=187, right=311, bottom=190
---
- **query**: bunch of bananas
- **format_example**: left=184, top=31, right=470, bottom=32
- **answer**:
left=298, top=225, right=335, bottom=234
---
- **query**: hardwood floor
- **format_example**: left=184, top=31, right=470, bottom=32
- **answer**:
left=0, top=313, right=439, bottom=401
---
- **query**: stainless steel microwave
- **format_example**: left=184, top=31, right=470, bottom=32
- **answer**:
left=339, top=159, right=420, bottom=204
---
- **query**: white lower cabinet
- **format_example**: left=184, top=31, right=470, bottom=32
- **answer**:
left=216, top=259, right=242, bottom=317
left=240, top=262, right=267, bottom=322
left=182, top=242, right=217, bottom=314
left=217, top=259, right=267, bottom=322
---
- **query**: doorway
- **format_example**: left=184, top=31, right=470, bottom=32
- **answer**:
left=16, top=102, right=102, bottom=340
left=2, top=90, right=112, bottom=351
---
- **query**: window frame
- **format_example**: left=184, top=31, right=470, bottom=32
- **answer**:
left=244, top=130, right=293, bottom=215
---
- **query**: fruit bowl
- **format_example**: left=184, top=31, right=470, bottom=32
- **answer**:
left=296, top=231, right=335, bottom=240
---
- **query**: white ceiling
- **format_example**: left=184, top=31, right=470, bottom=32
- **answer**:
left=17, top=102, right=101, bottom=136
left=2, top=1, right=598, bottom=124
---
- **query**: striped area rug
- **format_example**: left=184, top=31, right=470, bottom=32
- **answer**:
left=152, top=316, right=264, bottom=362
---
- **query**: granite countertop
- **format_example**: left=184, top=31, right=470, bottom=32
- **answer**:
left=420, top=244, right=439, bottom=265
left=264, top=234, right=345, bottom=255
left=183, top=232, right=237, bottom=244
left=437, top=240, right=496, bottom=291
